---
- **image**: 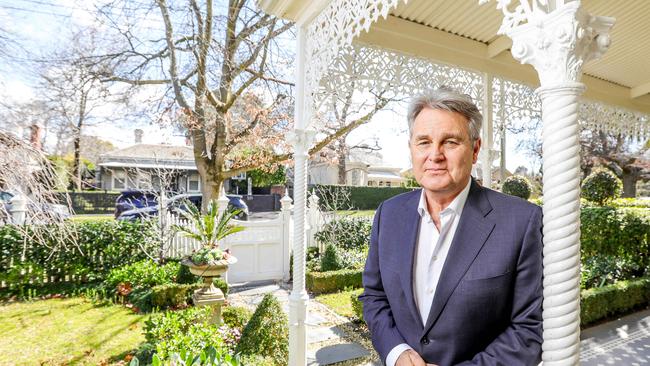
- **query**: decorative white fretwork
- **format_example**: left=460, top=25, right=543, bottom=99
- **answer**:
left=304, top=0, right=407, bottom=124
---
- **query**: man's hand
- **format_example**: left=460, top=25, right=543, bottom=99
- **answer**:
left=395, top=349, right=438, bottom=366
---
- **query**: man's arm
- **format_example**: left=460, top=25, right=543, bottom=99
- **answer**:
left=358, top=202, right=410, bottom=364
left=457, top=206, right=544, bottom=366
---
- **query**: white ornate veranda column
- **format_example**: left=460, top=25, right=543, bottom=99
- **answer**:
left=288, top=24, right=317, bottom=366
left=481, top=1, right=614, bottom=364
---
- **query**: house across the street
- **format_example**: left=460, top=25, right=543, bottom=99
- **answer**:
left=96, top=130, right=245, bottom=192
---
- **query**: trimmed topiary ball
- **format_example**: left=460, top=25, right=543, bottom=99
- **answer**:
left=235, top=293, right=288, bottom=365
left=501, top=175, right=533, bottom=200
left=581, top=168, right=622, bottom=205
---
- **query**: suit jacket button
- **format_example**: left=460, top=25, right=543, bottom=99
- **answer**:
left=421, top=338, right=430, bottom=345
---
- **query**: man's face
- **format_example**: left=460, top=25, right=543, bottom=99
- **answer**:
left=409, top=108, right=480, bottom=197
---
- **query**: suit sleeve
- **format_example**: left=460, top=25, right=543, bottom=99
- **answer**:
left=456, top=205, right=544, bottom=366
left=358, top=202, right=408, bottom=364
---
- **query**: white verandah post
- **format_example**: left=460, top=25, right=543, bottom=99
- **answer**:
left=481, top=73, right=494, bottom=189
left=288, top=24, right=315, bottom=366
left=484, top=1, right=614, bottom=364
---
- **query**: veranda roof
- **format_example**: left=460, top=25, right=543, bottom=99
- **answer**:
left=259, top=0, right=650, bottom=115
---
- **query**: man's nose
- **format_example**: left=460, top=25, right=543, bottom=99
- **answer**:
left=426, top=145, right=444, bottom=161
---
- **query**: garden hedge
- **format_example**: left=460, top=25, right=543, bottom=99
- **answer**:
left=0, top=220, right=157, bottom=289
left=581, top=207, right=650, bottom=270
left=306, top=268, right=362, bottom=294
left=351, top=278, right=650, bottom=327
left=581, top=277, right=650, bottom=326
left=311, top=185, right=413, bottom=210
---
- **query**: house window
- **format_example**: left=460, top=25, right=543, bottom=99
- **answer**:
left=351, top=170, right=360, bottom=186
left=113, top=170, right=126, bottom=190
left=367, top=181, right=375, bottom=187
left=378, top=181, right=384, bottom=187
left=386, top=181, right=392, bottom=187
left=188, top=173, right=201, bottom=192
left=137, top=172, right=152, bottom=189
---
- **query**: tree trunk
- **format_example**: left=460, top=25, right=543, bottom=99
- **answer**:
left=72, top=132, right=82, bottom=191
left=621, top=173, right=638, bottom=198
left=337, top=141, right=347, bottom=185
left=199, top=165, right=224, bottom=212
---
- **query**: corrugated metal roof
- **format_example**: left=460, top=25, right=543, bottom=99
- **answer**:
left=391, top=0, right=650, bottom=89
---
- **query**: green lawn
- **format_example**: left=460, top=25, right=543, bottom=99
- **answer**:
left=70, top=214, right=114, bottom=222
left=0, top=297, right=146, bottom=365
left=315, top=289, right=361, bottom=319
left=335, top=210, right=376, bottom=217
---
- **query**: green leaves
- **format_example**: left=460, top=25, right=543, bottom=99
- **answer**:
left=173, top=200, right=244, bottom=250
left=581, top=168, right=623, bottom=205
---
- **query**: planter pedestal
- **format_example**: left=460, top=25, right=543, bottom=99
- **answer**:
left=182, top=257, right=237, bottom=325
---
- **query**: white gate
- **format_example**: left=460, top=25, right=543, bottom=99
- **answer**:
left=166, top=194, right=293, bottom=283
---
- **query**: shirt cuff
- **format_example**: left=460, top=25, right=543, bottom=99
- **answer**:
left=386, top=343, right=413, bottom=366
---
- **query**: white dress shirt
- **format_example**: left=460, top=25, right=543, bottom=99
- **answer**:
left=385, top=179, right=472, bottom=366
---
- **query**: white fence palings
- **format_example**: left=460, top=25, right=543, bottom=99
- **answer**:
left=166, top=213, right=291, bottom=283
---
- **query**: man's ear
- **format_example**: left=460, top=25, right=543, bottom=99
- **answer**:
left=472, top=138, right=482, bottom=164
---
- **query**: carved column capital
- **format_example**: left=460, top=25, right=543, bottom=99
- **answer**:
left=286, top=129, right=317, bottom=154
left=482, top=1, right=614, bottom=86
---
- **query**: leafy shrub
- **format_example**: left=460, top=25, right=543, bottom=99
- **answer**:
left=582, top=168, right=622, bottom=205
left=501, top=175, right=533, bottom=200
left=235, top=293, right=289, bottom=365
left=144, top=307, right=211, bottom=345
left=143, top=306, right=237, bottom=361
left=222, top=306, right=253, bottom=331
left=314, top=216, right=372, bottom=251
left=175, top=261, right=201, bottom=284
left=306, top=268, right=363, bottom=294
left=611, top=198, right=650, bottom=208
left=321, top=244, right=343, bottom=272
left=350, top=288, right=365, bottom=322
left=136, top=346, right=242, bottom=366
left=151, top=283, right=202, bottom=310
left=581, top=255, right=646, bottom=289
left=104, top=260, right=179, bottom=294
left=581, top=207, right=650, bottom=274
left=0, top=220, right=157, bottom=289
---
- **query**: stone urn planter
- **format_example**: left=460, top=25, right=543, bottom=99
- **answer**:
left=182, top=256, right=238, bottom=298
left=181, top=256, right=238, bottom=325
left=173, top=197, right=246, bottom=325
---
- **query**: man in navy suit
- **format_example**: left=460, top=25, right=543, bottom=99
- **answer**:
left=359, top=88, right=543, bottom=366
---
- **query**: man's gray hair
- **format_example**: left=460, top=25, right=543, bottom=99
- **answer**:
left=407, top=88, right=482, bottom=141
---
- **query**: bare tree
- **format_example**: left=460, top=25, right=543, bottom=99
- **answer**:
left=581, top=130, right=650, bottom=197
left=93, top=0, right=395, bottom=210
left=39, top=29, right=128, bottom=191
left=321, top=88, right=389, bottom=184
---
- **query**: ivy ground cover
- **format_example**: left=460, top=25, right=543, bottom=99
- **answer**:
left=0, top=297, right=145, bottom=365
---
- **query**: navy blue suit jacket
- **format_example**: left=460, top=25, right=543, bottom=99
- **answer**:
left=359, top=180, right=543, bottom=365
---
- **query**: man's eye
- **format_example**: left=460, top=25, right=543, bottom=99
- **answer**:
left=444, top=140, right=459, bottom=145
left=417, top=141, right=430, bottom=146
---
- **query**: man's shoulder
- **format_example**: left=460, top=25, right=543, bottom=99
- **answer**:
left=380, top=189, right=420, bottom=210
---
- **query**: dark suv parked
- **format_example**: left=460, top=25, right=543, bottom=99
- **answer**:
left=115, top=192, right=249, bottom=221
left=114, top=190, right=158, bottom=218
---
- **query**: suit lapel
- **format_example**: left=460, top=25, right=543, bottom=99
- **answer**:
left=397, top=190, right=425, bottom=330
left=422, top=181, right=495, bottom=334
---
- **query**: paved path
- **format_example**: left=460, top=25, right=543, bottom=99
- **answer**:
left=228, top=281, right=370, bottom=365
left=580, top=308, right=650, bottom=365
left=229, top=281, right=650, bottom=365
